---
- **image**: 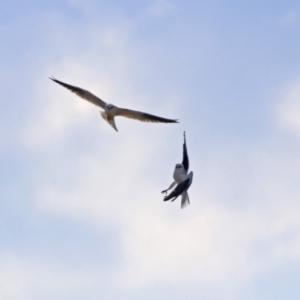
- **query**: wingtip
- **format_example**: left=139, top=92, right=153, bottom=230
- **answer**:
left=163, top=194, right=171, bottom=201
left=49, top=76, right=56, bottom=82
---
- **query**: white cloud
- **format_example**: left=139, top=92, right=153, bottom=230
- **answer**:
left=22, top=13, right=181, bottom=151
left=277, top=78, right=300, bottom=134
left=25, top=27, right=300, bottom=289
left=32, top=134, right=300, bottom=296
left=0, top=253, right=98, bottom=300
left=23, top=75, right=96, bottom=150
left=22, top=19, right=136, bottom=150
left=11, top=3, right=300, bottom=299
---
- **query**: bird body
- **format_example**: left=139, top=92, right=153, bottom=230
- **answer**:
left=50, top=77, right=178, bottom=131
left=173, top=164, right=188, bottom=183
left=99, top=104, right=119, bottom=131
left=162, top=132, right=193, bottom=209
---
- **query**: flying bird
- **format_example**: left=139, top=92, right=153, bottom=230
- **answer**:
left=49, top=77, right=178, bottom=131
left=162, top=131, right=193, bottom=209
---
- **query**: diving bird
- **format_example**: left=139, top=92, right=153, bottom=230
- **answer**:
left=162, top=131, right=193, bottom=209
left=49, top=77, right=178, bottom=131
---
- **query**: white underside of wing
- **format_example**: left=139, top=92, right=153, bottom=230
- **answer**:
left=116, top=108, right=149, bottom=121
left=50, top=77, right=107, bottom=109
left=71, top=89, right=106, bottom=109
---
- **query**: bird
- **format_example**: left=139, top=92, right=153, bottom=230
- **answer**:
left=49, top=77, right=178, bottom=132
left=162, top=131, right=193, bottom=209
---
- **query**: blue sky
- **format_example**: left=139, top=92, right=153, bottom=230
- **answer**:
left=1, top=0, right=300, bottom=299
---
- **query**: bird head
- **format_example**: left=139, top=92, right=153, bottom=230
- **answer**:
left=175, top=163, right=183, bottom=169
left=106, top=104, right=115, bottom=110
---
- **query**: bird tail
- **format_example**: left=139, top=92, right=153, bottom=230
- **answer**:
left=100, top=111, right=108, bottom=121
left=181, top=191, right=190, bottom=209
left=100, top=112, right=118, bottom=132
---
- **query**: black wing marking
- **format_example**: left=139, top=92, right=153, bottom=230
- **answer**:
left=49, top=77, right=106, bottom=109
left=142, top=112, right=179, bottom=123
left=116, top=108, right=178, bottom=123
left=164, top=177, right=191, bottom=202
left=182, top=131, right=189, bottom=172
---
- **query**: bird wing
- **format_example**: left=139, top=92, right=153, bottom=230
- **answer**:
left=115, top=108, right=178, bottom=123
left=182, top=131, right=189, bottom=172
left=50, top=77, right=106, bottom=109
left=164, top=176, right=192, bottom=202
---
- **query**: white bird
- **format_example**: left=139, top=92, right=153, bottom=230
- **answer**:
left=162, top=131, right=193, bottom=209
left=50, top=77, right=178, bottom=132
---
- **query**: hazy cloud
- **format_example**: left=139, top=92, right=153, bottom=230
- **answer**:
left=277, top=78, right=300, bottom=134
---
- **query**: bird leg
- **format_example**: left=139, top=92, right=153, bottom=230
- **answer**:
left=161, top=181, right=176, bottom=194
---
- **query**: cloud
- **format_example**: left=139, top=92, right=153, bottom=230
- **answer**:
left=22, top=19, right=135, bottom=150
left=32, top=130, right=300, bottom=296
left=22, top=12, right=180, bottom=151
left=23, top=76, right=95, bottom=150
left=23, top=28, right=300, bottom=291
left=6, top=2, right=300, bottom=299
left=277, top=78, right=300, bottom=134
left=0, top=252, right=98, bottom=300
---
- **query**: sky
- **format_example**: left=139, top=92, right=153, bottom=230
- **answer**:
left=1, top=0, right=300, bottom=299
